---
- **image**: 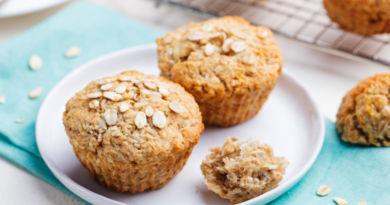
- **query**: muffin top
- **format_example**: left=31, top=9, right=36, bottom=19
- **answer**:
left=156, top=16, right=283, bottom=102
left=336, top=74, right=390, bottom=146
left=63, top=71, right=204, bottom=164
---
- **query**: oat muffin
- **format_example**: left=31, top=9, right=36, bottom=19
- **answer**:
left=200, top=137, right=289, bottom=204
left=63, top=71, right=204, bottom=193
left=156, top=16, right=283, bottom=127
left=336, top=74, right=390, bottom=146
left=324, top=0, right=390, bottom=36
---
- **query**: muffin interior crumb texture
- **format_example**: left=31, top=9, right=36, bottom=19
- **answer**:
left=200, top=137, right=289, bottom=204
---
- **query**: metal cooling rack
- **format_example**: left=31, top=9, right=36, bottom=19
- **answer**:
left=153, top=0, right=390, bottom=67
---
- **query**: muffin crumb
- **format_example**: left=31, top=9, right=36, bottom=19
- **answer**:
left=200, top=137, right=288, bottom=204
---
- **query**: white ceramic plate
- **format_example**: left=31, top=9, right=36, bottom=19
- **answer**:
left=0, top=0, right=69, bottom=18
left=36, top=44, right=325, bottom=205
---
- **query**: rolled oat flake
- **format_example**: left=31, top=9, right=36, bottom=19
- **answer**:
left=65, top=46, right=81, bottom=58
left=29, top=55, right=42, bottom=71
left=153, top=111, right=167, bottom=128
left=333, top=197, right=347, bottom=205
left=15, top=118, right=24, bottom=123
left=316, top=185, right=331, bottom=196
left=0, top=95, right=5, bottom=104
left=89, top=100, right=100, bottom=109
left=169, top=101, right=183, bottom=113
left=158, top=87, right=169, bottom=96
left=104, top=109, right=117, bottom=126
left=29, top=87, right=43, bottom=99
left=145, top=106, right=154, bottom=117
left=119, top=102, right=130, bottom=112
left=135, top=112, right=147, bottom=129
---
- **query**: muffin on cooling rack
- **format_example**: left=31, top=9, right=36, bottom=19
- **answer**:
left=324, top=0, right=390, bottom=36
left=201, top=137, right=289, bottom=204
left=63, top=71, right=204, bottom=193
left=156, top=16, right=283, bottom=127
left=336, top=74, right=390, bottom=147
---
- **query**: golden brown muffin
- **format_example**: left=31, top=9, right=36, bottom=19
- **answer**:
left=324, top=0, right=390, bottom=36
left=156, top=16, right=283, bottom=127
left=200, top=137, right=289, bottom=204
left=336, top=74, right=390, bottom=146
left=63, top=71, right=204, bottom=193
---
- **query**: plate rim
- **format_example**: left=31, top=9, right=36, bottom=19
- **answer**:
left=36, top=44, right=325, bottom=205
left=0, top=0, right=69, bottom=18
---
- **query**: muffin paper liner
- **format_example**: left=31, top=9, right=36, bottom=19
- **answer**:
left=73, top=144, right=195, bottom=193
left=199, top=83, right=276, bottom=127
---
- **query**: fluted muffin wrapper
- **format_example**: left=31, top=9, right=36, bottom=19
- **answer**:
left=73, top=145, right=195, bottom=193
left=324, top=0, right=390, bottom=36
left=199, top=83, right=276, bottom=127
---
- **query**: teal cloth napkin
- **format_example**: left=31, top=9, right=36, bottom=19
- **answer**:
left=269, top=119, right=390, bottom=205
left=0, top=1, right=160, bottom=203
left=0, top=2, right=389, bottom=205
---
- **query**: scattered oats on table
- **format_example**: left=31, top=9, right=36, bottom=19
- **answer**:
left=200, top=137, right=288, bottom=204
left=358, top=201, right=367, bottom=205
left=0, top=95, right=5, bottom=104
left=29, top=55, right=42, bottom=71
left=62, top=70, right=204, bottom=193
left=29, top=87, right=43, bottom=99
left=15, top=118, right=24, bottom=123
left=333, top=197, right=348, bottom=205
left=65, top=46, right=81, bottom=58
left=316, top=185, right=331, bottom=196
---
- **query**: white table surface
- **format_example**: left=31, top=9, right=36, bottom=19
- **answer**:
left=0, top=0, right=388, bottom=204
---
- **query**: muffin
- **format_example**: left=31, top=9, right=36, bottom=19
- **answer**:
left=200, top=137, right=289, bottom=204
left=324, top=0, right=390, bottom=36
left=156, top=16, right=283, bottom=127
left=63, top=71, right=204, bottom=193
left=336, top=74, right=390, bottom=146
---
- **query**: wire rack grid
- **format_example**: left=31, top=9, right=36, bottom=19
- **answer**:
left=153, top=0, right=390, bottom=67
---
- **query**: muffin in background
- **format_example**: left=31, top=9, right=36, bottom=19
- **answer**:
left=156, top=16, right=283, bottom=127
left=201, top=137, right=289, bottom=204
left=63, top=71, right=204, bottom=193
left=336, top=74, right=390, bottom=146
left=324, top=0, right=390, bottom=36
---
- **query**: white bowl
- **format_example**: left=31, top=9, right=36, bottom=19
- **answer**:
left=36, top=44, right=325, bottom=205
left=0, top=0, right=69, bottom=18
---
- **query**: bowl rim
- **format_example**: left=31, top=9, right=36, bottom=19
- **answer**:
left=36, top=44, right=325, bottom=205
